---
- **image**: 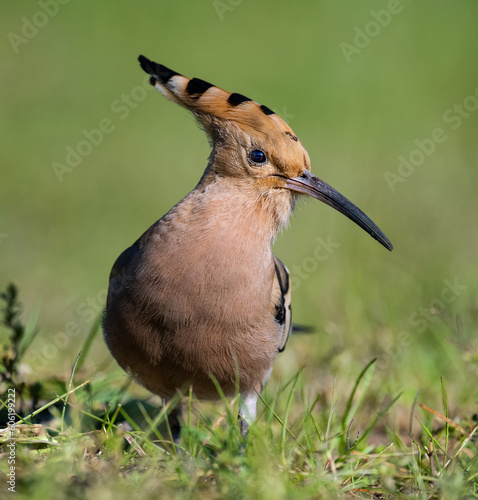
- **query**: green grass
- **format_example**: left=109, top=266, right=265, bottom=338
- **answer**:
left=2, top=1, right=478, bottom=497
left=1, top=284, right=478, bottom=499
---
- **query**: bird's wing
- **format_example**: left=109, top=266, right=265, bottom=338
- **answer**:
left=270, top=256, right=292, bottom=353
left=106, top=241, right=139, bottom=302
left=108, top=222, right=160, bottom=287
left=109, top=242, right=137, bottom=281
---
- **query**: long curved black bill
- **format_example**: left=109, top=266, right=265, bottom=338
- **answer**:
left=284, top=170, right=393, bottom=251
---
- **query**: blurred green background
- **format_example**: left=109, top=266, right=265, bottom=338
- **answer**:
left=2, top=1, right=478, bottom=417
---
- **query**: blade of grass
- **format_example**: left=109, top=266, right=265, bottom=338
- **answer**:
left=75, top=313, right=102, bottom=373
left=304, top=392, right=323, bottom=442
left=60, top=398, right=123, bottom=427
left=143, top=392, right=183, bottom=446
left=118, top=406, right=144, bottom=433
left=53, top=397, right=163, bottom=457
left=135, top=400, right=178, bottom=452
left=354, top=391, right=403, bottom=448
left=18, top=298, right=42, bottom=358
left=417, top=402, right=466, bottom=435
left=60, top=351, right=82, bottom=432
left=187, top=385, right=192, bottom=452
left=440, top=377, right=449, bottom=469
left=105, top=403, right=122, bottom=434
left=280, top=369, right=302, bottom=465
left=416, top=418, right=451, bottom=474
left=121, top=425, right=147, bottom=456
left=446, top=424, right=478, bottom=468
left=202, top=396, right=238, bottom=446
left=409, top=390, right=420, bottom=440
left=15, top=377, right=93, bottom=424
left=324, top=381, right=338, bottom=479
left=258, top=392, right=297, bottom=442
left=341, top=358, right=376, bottom=431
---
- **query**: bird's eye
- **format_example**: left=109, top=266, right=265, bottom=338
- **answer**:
left=249, top=149, right=267, bottom=165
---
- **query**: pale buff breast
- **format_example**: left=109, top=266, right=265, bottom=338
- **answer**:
left=104, top=183, right=285, bottom=398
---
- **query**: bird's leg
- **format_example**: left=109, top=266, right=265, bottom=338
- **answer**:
left=238, top=392, right=258, bottom=437
left=238, top=368, right=273, bottom=436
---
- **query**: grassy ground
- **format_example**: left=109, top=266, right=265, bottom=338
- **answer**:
left=1, top=1, right=478, bottom=498
left=1, top=284, right=478, bottom=499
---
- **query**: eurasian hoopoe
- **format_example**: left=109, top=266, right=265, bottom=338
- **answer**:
left=103, top=55, right=393, bottom=440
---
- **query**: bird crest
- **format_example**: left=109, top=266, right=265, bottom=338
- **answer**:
left=138, top=55, right=309, bottom=177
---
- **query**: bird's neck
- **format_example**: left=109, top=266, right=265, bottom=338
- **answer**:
left=187, top=174, right=294, bottom=245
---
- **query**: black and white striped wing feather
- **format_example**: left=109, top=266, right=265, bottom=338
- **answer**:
left=271, top=256, right=292, bottom=353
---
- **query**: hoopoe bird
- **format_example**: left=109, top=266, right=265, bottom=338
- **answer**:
left=103, top=55, right=393, bottom=439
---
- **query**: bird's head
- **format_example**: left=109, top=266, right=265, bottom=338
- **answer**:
left=138, top=56, right=393, bottom=251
